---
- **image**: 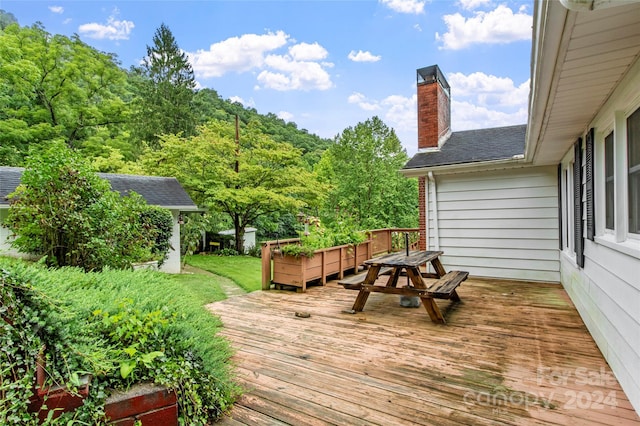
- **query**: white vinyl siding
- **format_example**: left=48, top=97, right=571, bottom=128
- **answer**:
left=426, top=166, right=560, bottom=282
left=562, top=58, right=640, bottom=415
left=561, top=242, right=640, bottom=416
left=0, top=208, right=27, bottom=258
left=0, top=209, right=10, bottom=253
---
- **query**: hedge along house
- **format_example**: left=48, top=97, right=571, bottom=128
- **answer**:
left=0, top=166, right=199, bottom=273
left=402, top=0, right=640, bottom=414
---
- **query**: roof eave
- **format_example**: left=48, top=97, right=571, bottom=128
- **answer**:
left=525, top=0, right=571, bottom=163
left=400, top=157, right=529, bottom=178
left=160, top=205, right=201, bottom=211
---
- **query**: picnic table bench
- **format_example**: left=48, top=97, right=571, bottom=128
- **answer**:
left=339, top=251, right=468, bottom=324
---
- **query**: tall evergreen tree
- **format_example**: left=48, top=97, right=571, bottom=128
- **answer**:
left=0, top=9, right=18, bottom=30
left=131, top=23, right=196, bottom=149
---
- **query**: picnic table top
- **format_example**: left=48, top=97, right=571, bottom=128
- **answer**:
left=363, top=250, right=443, bottom=268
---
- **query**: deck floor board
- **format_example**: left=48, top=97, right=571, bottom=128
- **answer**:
left=209, top=278, right=640, bottom=425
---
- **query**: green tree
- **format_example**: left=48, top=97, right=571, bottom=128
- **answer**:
left=0, top=10, right=17, bottom=30
left=5, top=142, right=172, bottom=271
left=141, top=119, right=327, bottom=253
left=0, top=24, right=131, bottom=165
left=131, top=23, right=196, bottom=149
left=317, top=116, right=418, bottom=229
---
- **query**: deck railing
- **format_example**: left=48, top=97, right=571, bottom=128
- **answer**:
left=260, top=228, right=419, bottom=290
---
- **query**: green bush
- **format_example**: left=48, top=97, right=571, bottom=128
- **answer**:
left=280, top=217, right=367, bottom=258
left=139, top=205, right=174, bottom=266
left=5, top=143, right=172, bottom=271
left=0, top=264, right=71, bottom=424
left=0, top=258, right=238, bottom=424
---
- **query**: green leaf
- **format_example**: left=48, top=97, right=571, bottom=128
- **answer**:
left=120, top=360, right=136, bottom=379
left=140, top=351, right=164, bottom=366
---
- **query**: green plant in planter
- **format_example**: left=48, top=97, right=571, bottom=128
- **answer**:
left=279, top=218, right=367, bottom=258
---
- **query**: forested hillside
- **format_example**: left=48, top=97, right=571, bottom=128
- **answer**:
left=0, top=18, right=331, bottom=169
left=1, top=16, right=417, bottom=248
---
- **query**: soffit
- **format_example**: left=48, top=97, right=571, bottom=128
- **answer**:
left=529, top=2, right=640, bottom=165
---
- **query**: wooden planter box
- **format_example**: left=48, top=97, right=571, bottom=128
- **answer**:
left=28, top=357, right=177, bottom=425
left=272, top=241, right=371, bottom=292
left=105, top=383, right=178, bottom=425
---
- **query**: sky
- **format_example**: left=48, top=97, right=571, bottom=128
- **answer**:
left=2, top=0, right=533, bottom=155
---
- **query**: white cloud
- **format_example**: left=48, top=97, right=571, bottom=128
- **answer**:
left=258, top=56, right=333, bottom=91
left=289, top=42, right=327, bottom=61
left=49, top=6, right=64, bottom=14
left=436, top=5, right=532, bottom=50
left=347, top=70, right=529, bottom=154
left=189, top=31, right=333, bottom=91
left=379, top=0, right=425, bottom=14
left=63, top=18, right=72, bottom=25
left=348, top=92, right=381, bottom=111
left=444, top=71, right=529, bottom=130
left=348, top=50, right=382, bottom=63
left=382, top=94, right=417, bottom=133
left=189, top=31, right=290, bottom=78
left=451, top=100, right=528, bottom=131
left=348, top=92, right=366, bottom=104
left=447, top=72, right=529, bottom=109
left=278, top=111, right=294, bottom=122
left=78, top=10, right=134, bottom=40
left=457, top=0, right=491, bottom=10
left=228, top=96, right=256, bottom=108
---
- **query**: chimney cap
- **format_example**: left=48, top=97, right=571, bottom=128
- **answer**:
left=417, top=65, right=450, bottom=90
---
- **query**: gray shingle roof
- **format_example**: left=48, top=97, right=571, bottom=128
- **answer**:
left=0, top=167, right=196, bottom=209
left=403, top=124, right=527, bottom=170
left=0, top=167, right=23, bottom=205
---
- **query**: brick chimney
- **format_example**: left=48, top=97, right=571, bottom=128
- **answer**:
left=417, top=65, right=450, bottom=150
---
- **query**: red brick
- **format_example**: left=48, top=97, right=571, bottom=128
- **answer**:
left=105, top=384, right=177, bottom=422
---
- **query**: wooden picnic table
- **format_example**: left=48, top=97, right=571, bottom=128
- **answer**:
left=340, top=250, right=468, bottom=324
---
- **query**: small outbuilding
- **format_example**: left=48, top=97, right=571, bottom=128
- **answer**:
left=218, top=227, right=257, bottom=254
left=0, top=167, right=198, bottom=273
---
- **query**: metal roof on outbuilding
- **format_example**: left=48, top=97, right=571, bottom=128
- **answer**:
left=403, top=124, right=527, bottom=170
left=0, top=167, right=197, bottom=210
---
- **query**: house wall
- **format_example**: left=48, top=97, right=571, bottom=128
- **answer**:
left=559, top=59, right=640, bottom=413
left=0, top=209, right=19, bottom=257
left=159, top=211, right=182, bottom=274
left=425, top=166, right=560, bottom=282
left=1, top=207, right=183, bottom=273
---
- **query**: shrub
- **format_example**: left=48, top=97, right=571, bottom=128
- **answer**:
left=280, top=217, right=367, bottom=258
left=138, top=205, right=174, bottom=266
left=5, top=143, right=172, bottom=271
left=0, top=258, right=238, bottom=424
left=0, top=265, right=67, bottom=424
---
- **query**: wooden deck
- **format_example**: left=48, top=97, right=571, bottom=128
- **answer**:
left=208, top=277, right=640, bottom=425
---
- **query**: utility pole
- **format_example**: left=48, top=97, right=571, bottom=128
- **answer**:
left=234, top=114, right=242, bottom=253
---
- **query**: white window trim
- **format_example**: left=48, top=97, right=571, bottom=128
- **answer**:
left=614, top=111, right=628, bottom=242
left=590, top=107, right=640, bottom=259
left=560, top=150, right=576, bottom=258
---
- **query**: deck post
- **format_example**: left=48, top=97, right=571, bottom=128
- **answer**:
left=261, top=242, right=272, bottom=290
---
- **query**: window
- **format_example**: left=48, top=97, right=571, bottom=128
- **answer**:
left=628, top=108, right=640, bottom=234
left=605, top=131, right=615, bottom=230
left=559, top=156, right=575, bottom=254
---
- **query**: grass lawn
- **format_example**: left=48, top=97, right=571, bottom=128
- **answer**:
left=185, top=254, right=262, bottom=293
left=169, top=271, right=227, bottom=304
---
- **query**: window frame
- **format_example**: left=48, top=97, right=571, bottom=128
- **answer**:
left=627, top=107, right=640, bottom=237
left=560, top=151, right=575, bottom=256
left=592, top=105, right=640, bottom=258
